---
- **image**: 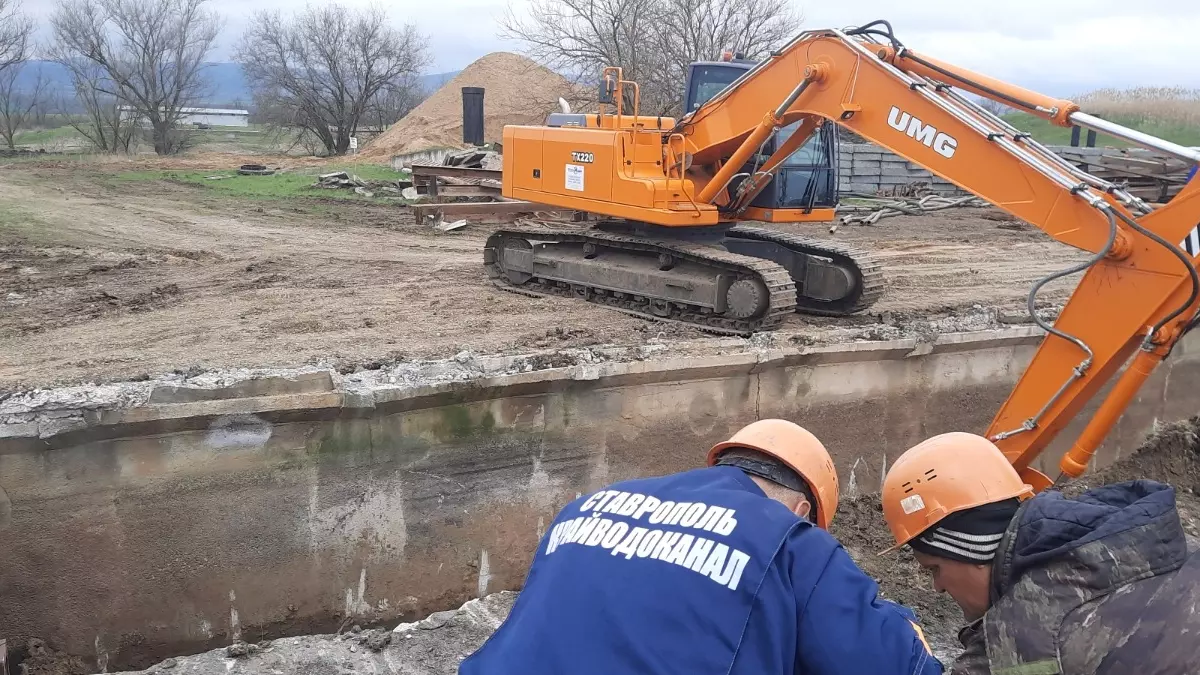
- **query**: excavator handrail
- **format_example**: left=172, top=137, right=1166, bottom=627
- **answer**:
left=680, top=22, right=1200, bottom=486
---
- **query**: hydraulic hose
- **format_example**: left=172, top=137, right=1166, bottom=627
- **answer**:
left=897, top=51, right=1043, bottom=114
left=992, top=207, right=1118, bottom=442
left=1027, top=208, right=1119, bottom=360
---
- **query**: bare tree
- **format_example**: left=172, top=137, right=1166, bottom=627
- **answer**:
left=975, top=96, right=1013, bottom=117
left=367, top=74, right=426, bottom=132
left=0, top=0, right=34, bottom=74
left=501, top=0, right=661, bottom=109
left=0, top=65, right=46, bottom=150
left=52, top=57, right=137, bottom=152
left=501, top=0, right=801, bottom=116
left=50, top=0, right=222, bottom=155
left=651, top=0, right=798, bottom=113
left=236, top=4, right=430, bottom=156
left=0, top=0, right=37, bottom=150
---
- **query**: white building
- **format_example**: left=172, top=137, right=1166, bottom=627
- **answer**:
left=119, top=106, right=251, bottom=128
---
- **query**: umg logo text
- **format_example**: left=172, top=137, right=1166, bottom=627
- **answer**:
left=887, top=107, right=958, bottom=159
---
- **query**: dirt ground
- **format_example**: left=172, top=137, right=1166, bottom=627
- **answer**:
left=0, top=154, right=1087, bottom=390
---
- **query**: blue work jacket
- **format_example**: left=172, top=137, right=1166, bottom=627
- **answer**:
left=461, top=466, right=941, bottom=674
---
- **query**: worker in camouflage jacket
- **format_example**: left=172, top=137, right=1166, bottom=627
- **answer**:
left=879, top=432, right=1200, bottom=675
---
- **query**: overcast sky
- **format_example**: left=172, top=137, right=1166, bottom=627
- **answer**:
left=22, top=0, right=1200, bottom=95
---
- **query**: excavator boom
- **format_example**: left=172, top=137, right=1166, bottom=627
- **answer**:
left=497, top=21, right=1200, bottom=482
left=683, top=23, right=1200, bottom=484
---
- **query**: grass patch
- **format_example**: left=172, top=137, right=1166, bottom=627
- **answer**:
left=0, top=202, right=49, bottom=242
left=12, top=126, right=85, bottom=145
left=113, top=164, right=412, bottom=202
left=1001, top=88, right=1200, bottom=148
left=1002, top=112, right=1200, bottom=148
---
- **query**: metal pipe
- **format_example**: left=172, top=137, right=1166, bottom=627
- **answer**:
left=941, top=87, right=1118, bottom=192
left=696, top=79, right=813, bottom=204
left=1059, top=347, right=1163, bottom=479
left=695, top=113, right=780, bottom=204
left=1070, top=112, right=1200, bottom=164
left=774, top=78, right=814, bottom=119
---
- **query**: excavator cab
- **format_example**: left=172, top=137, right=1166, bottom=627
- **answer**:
left=684, top=58, right=840, bottom=214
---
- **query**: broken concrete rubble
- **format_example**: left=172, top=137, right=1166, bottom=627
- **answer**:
left=115, top=593, right=517, bottom=675
left=2, top=328, right=1061, bottom=444
left=312, top=172, right=414, bottom=197
left=440, top=148, right=503, bottom=171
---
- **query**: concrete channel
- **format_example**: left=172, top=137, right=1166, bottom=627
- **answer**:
left=3, top=327, right=1199, bottom=669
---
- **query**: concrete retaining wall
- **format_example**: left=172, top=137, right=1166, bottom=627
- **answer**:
left=3, top=328, right=1199, bottom=669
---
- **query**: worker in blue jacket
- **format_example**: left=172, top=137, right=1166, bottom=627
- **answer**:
left=460, top=419, right=942, bottom=675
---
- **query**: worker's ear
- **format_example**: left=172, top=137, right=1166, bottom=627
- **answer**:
left=793, top=496, right=812, bottom=521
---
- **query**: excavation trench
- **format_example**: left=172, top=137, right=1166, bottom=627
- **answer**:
left=2, top=327, right=1199, bottom=672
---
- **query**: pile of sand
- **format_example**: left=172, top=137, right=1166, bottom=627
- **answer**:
left=361, top=52, right=578, bottom=161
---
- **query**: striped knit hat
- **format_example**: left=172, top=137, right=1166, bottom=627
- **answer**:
left=908, top=498, right=1021, bottom=564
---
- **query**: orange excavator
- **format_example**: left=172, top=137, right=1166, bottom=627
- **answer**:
left=489, top=20, right=1200, bottom=484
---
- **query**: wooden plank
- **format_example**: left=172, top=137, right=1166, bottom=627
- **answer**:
left=410, top=164, right=502, bottom=180
left=426, top=184, right=501, bottom=197
left=1093, top=155, right=1182, bottom=175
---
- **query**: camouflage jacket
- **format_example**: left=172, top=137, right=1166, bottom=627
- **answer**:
left=951, top=480, right=1198, bottom=675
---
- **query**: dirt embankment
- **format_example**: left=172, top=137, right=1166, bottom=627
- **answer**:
left=834, top=415, right=1200, bottom=660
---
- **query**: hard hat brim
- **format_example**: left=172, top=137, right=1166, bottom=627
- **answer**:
left=877, top=482, right=1033, bottom=556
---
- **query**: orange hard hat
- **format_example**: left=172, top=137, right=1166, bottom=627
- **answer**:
left=880, top=432, right=1033, bottom=554
left=708, top=419, right=839, bottom=529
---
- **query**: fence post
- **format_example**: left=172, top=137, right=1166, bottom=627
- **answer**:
left=1085, top=113, right=1100, bottom=148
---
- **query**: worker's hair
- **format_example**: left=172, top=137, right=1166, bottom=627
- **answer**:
left=718, top=448, right=818, bottom=522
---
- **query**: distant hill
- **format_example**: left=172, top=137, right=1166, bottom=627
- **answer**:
left=13, top=62, right=463, bottom=109
left=420, top=70, right=460, bottom=93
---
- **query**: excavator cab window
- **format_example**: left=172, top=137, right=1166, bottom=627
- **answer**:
left=685, top=63, right=747, bottom=112
left=684, top=60, right=839, bottom=212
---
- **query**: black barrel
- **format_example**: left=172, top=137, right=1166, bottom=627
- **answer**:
left=462, top=87, right=485, bottom=146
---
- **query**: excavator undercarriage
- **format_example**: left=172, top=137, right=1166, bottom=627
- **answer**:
left=484, top=222, right=883, bottom=335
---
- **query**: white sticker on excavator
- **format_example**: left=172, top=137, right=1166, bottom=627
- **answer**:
left=565, top=164, right=585, bottom=191
left=900, top=494, right=926, bottom=515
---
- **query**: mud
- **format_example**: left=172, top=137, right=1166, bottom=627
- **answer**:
left=16, top=639, right=88, bottom=675
left=1067, top=415, right=1200, bottom=542
left=832, top=495, right=964, bottom=659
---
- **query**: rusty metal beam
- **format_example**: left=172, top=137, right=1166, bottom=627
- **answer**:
left=412, top=201, right=580, bottom=225
left=410, top=164, right=502, bottom=180
left=424, top=184, right=501, bottom=197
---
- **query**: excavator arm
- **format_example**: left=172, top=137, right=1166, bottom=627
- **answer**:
left=679, top=23, right=1200, bottom=486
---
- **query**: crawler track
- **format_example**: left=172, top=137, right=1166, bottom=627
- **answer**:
left=485, top=223, right=796, bottom=335
left=726, top=225, right=884, bottom=315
